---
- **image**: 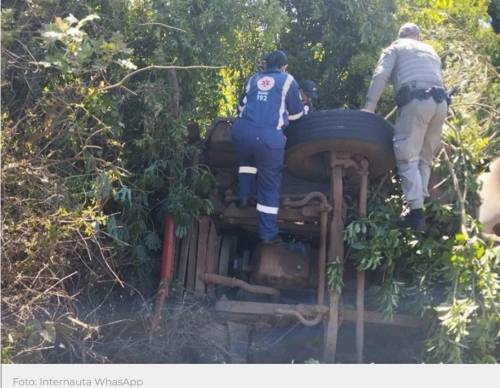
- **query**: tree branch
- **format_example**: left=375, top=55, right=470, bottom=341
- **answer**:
left=138, top=22, right=186, bottom=32
left=100, top=64, right=224, bottom=92
left=384, top=106, right=398, bottom=120
left=442, top=146, right=468, bottom=237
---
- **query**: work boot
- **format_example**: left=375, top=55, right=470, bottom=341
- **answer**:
left=398, top=209, right=426, bottom=232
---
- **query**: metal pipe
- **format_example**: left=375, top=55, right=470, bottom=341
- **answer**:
left=215, top=300, right=423, bottom=328
left=275, top=308, right=324, bottom=326
left=201, top=273, right=280, bottom=298
left=318, top=211, right=328, bottom=305
left=150, top=214, right=176, bottom=332
left=358, top=160, right=369, bottom=216
left=282, top=191, right=332, bottom=211
left=324, top=291, right=340, bottom=362
left=328, top=166, right=344, bottom=261
left=356, top=159, right=369, bottom=363
left=324, top=153, right=345, bottom=363
left=356, top=271, right=365, bottom=363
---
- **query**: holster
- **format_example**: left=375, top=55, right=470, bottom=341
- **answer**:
left=396, top=85, right=449, bottom=108
left=395, top=85, right=412, bottom=107
left=429, top=86, right=447, bottom=103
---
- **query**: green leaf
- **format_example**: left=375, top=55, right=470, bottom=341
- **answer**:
left=144, top=231, right=161, bottom=251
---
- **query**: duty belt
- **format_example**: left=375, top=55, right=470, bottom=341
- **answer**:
left=395, top=84, right=450, bottom=108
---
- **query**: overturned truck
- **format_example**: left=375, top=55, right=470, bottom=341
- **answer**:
left=170, top=110, right=423, bottom=363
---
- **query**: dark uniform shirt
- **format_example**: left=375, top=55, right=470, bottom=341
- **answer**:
left=304, top=101, right=314, bottom=115
left=237, top=69, right=304, bottom=129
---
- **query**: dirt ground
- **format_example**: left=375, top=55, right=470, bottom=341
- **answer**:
left=71, top=285, right=425, bottom=364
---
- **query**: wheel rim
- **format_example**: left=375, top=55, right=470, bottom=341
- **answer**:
left=286, top=137, right=395, bottom=182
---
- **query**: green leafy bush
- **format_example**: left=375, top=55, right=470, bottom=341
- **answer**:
left=1, top=0, right=498, bottom=363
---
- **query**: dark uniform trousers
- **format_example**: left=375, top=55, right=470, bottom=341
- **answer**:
left=231, top=119, right=285, bottom=241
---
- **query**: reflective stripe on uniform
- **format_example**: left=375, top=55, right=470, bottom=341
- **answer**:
left=289, top=111, right=304, bottom=120
left=239, top=75, right=255, bottom=117
left=256, top=203, right=279, bottom=215
left=277, top=74, right=294, bottom=129
left=239, top=166, right=257, bottom=174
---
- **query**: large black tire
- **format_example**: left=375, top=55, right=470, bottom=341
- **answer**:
left=285, top=109, right=396, bottom=182
left=204, top=118, right=238, bottom=167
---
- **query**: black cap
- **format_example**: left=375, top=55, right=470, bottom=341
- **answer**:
left=300, top=80, right=318, bottom=99
left=265, top=50, right=288, bottom=69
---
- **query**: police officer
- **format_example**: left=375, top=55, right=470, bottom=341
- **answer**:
left=300, top=80, right=318, bottom=115
left=231, top=50, right=304, bottom=243
left=362, top=23, right=448, bottom=231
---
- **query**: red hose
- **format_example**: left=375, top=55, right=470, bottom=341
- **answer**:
left=150, top=214, right=175, bottom=332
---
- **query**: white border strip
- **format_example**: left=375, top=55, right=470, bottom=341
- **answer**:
left=239, top=75, right=254, bottom=117
left=239, top=166, right=257, bottom=174
left=288, top=111, right=304, bottom=121
left=277, top=74, right=294, bottom=129
left=257, top=203, right=279, bottom=214
left=2, top=363, right=498, bottom=388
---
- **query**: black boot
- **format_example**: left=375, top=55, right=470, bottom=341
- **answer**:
left=398, top=209, right=426, bottom=232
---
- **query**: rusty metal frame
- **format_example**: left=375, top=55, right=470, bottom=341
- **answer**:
left=191, top=117, right=426, bottom=363
left=215, top=192, right=334, bottom=329
left=323, top=152, right=347, bottom=363
left=215, top=300, right=329, bottom=316
left=210, top=157, right=421, bottom=363
left=214, top=300, right=422, bottom=329
left=356, top=159, right=369, bottom=363
left=201, top=273, right=280, bottom=299
left=223, top=204, right=326, bottom=222
left=282, top=192, right=331, bottom=305
left=323, top=152, right=371, bottom=363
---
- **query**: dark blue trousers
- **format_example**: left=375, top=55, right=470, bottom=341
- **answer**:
left=231, top=120, right=285, bottom=241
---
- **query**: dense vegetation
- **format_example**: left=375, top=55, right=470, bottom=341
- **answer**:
left=1, top=0, right=499, bottom=363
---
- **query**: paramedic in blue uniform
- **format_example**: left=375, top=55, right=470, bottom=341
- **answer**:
left=231, top=50, right=305, bottom=243
left=300, top=80, right=318, bottom=115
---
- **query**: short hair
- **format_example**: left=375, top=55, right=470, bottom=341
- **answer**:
left=398, top=23, right=421, bottom=38
left=265, top=50, right=288, bottom=69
